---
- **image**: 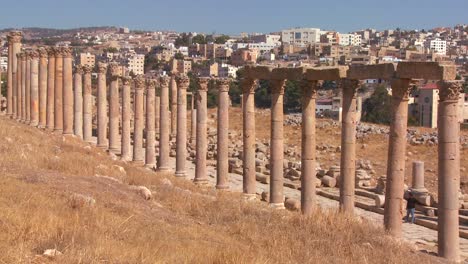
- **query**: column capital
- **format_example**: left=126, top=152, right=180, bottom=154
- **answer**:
left=16, top=52, right=23, bottom=59
left=134, top=75, right=145, bottom=90
left=269, top=79, right=286, bottom=95
left=339, top=78, right=361, bottom=98
left=160, top=75, right=170, bottom=87
left=108, top=62, right=120, bottom=79
left=54, top=47, right=65, bottom=58
left=96, top=62, right=108, bottom=74
left=175, top=75, right=190, bottom=89
left=241, top=78, right=257, bottom=94
left=7, top=31, right=22, bottom=43
left=391, top=78, right=414, bottom=100
left=121, top=76, right=132, bottom=85
left=82, top=65, right=93, bottom=74
left=197, top=77, right=210, bottom=91
left=146, top=78, right=157, bottom=90
left=30, top=50, right=40, bottom=60
left=62, top=47, right=72, bottom=58
left=75, top=65, right=84, bottom=75
left=47, top=47, right=56, bottom=57
left=438, top=80, right=463, bottom=102
left=38, top=47, right=48, bottom=58
left=300, top=79, right=320, bottom=98
left=217, top=78, right=230, bottom=92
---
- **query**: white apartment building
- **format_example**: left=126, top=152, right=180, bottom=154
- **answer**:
left=339, top=33, right=362, bottom=46
left=233, top=42, right=279, bottom=53
left=0, top=56, right=7, bottom=71
left=281, top=28, right=321, bottom=46
left=250, top=34, right=281, bottom=44
left=218, top=63, right=239, bottom=78
left=429, top=38, right=447, bottom=55
left=79, top=53, right=96, bottom=67
left=127, top=54, right=145, bottom=75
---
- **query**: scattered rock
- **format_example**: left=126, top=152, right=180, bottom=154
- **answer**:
left=69, top=193, right=96, bottom=209
left=130, top=185, right=152, bottom=200
left=43, top=249, right=62, bottom=257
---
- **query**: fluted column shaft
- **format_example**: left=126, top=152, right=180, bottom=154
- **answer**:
left=216, top=79, right=230, bottom=189
left=242, top=78, right=257, bottom=198
left=301, top=80, right=318, bottom=216
left=384, top=78, right=411, bottom=236
left=108, top=63, right=120, bottom=152
left=194, top=78, right=209, bottom=183
left=158, top=76, right=171, bottom=171
left=145, top=79, right=157, bottom=167
left=121, top=77, right=132, bottom=160
left=73, top=66, right=84, bottom=138
left=190, top=94, right=197, bottom=144
left=46, top=48, right=55, bottom=130
left=30, top=52, right=39, bottom=126
left=96, top=62, right=108, bottom=148
left=25, top=53, right=31, bottom=123
left=155, top=95, right=160, bottom=137
left=20, top=54, right=26, bottom=122
left=54, top=49, right=64, bottom=132
left=15, top=53, right=22, bottom=120
left=175, top=75, right=188, bottom=177
left=170, top=75, right=177, bottom=138
left=82, top=66, right=92, bottom=142
left=38, top=48, right=48, bottom=128
left=437, top=80, right=462, bottom=263
left=7, top=31, right=22, bottom=117
left=133, top=76, right=145, bottom=163
left=62, top=49, right=73, bottom=134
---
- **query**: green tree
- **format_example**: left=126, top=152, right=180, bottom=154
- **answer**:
left=214, top=35, right=230, bottom=44
left=284, top=80, right=301, bottom=112
left=362, top=85, right=392, bottom=124
left=174, top=33, right=190, bottom=47
left=174, top=52, right=184, bottom=60
left=192, top=35, right=206, bottom=44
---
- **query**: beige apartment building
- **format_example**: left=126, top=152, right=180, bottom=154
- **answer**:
left=127, top=54, right=145, bottom=75
left=79, top=53, right=96, bottom=67
left=231, top=48, right=258, bottom=66
left=171, top=59, right=192, bottom=74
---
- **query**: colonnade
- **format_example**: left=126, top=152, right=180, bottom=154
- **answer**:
left=4, top=32, right=463, bottom=262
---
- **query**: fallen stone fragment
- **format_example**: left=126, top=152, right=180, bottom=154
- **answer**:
left=130, top=185, right=152, bottom=200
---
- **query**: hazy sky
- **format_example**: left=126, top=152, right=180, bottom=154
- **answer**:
left=1, top=0, right=467, bottom=34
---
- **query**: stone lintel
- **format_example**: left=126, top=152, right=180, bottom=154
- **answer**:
left=270, top=67, right=305, bottom=80
left=244, top=65, right=273, bottom=80
left=347, top=63, right=395, bottom=80
left=396, top=62, right=456, bottom=80
left=304, top=66, right=348, bottom=81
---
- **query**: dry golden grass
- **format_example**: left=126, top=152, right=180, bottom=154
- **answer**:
left=0, top=115, right=442, bottom=263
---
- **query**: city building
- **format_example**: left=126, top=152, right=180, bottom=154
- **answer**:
left=171, top=59, right=192, bottom=74
left=428, top=38, right=447, bottom=55
left=339, top=33, right=362, bottom=46
left=127, top=54, right=145, bottom=75
left=79, top=53, right=96, bottom=67
left=281, top=27, right=321, bottom=47
left=231, top=48, right=258, bottom=66
left=0, top=56, right=7, bottom=71
left=250, top=34, right=281, bottom=44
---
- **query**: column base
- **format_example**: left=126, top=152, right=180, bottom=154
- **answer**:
left=175, top=171, right=187, bottom=177
left=30, top=122, right=39, bottom=127
left=216, top=184, right=230, bottom=190
left=37, top=124, right=45, bottom=129
left=120, top=155, right=132, bottom=162
left=156, top=167, right=172, bottom=172
left=194, top=178, right=209, bottom=185
left=144, top=164, right=156, bottom=170
left=269, top=203, right=285, bottom=209
left=108, top=147, right=119, bottom=153
left=53, top=129, right=63, bottom=133
left=242, top=193, right=257, bottom=201
left=96, top=144, right=107, bottom=149
left=131, top=160, right=145, bottom=166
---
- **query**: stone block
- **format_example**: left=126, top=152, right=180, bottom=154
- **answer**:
left=245, top=65, right=273, bottom=79
left=304, top=66, right=348, bottom=80
left=396, top=62, right=456, bottom=80
left=271, top=67, right=305, bottom=80
left=347, top=63, right=395, bottom=80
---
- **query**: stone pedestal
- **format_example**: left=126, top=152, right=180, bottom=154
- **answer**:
left=194, top=78, right=209, bottom=183
left=132, top=75, right=145, bottom=164
left=82, top=65, right=93, bottom=142
left=242, top=78, right=257, bottom=199
left=73, top=66, right=84, bottom=138
left=175, top=75, right=189, bottom=177
left=157, top=76, right=171, bottom=171
left=411, top=161, right=427, bottom=192
left=301, top=80, right=319, bottom=216
left=96, top=62, right=108, bottom=148
left=6, top=31, right=22, bottom=117
left=62, top=48, right=73, bottom=135
left=53, top=48, right=64, bottom=132
left=121, top=77, right=132, bottom=161
left=269, top=79, right=286, bottom=209
left=145, top=79, right=157, bottom=168
left=46, top=48, right=55, bottom=130
left=29, top=51, right=39, bottom=127
left=216, top=78, right=230, bottom=189
left=38, top=48, right=48, bottom=128
left=437, top=80, right=462, bottom=263
left=170, top=75, right=177, bottom=138
left=339, top=79, right=359, bottom=214
left=108, top=63, right=120, bottom=152
left=384, top=78, right=412, bottom=237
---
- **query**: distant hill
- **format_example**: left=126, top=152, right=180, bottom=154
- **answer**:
left=0, top=26, right=119, bottom=38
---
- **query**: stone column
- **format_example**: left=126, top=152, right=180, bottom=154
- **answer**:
left=437, top=80, right=462, bottom=262
left=175, top=75, right=189, bottom=177
left=155, top=94, right=160, bottom=138
left=412, top=161, right=427, bottom=192
left=96, top=62, right=108, bottom=148
left=73, top=65, right=84, bottom=138
left=108, top=62, right=120, bottom=152
left=82, top=65, right=93, bottom=142
left=145, top=79, right=157, bottom=168
left=20, top=52, right=26, bottom=122
left=133, top=75, right=145, bottom=163
left=158, top=76, right=171, bottom=171
left=62, top=47, right=73, bottom=135
left=38, top=48, right=48, bottom=128
left=194, top=77, right=209, bottom=183
left=15, top=53, right=22, bottom=120
left=384, top=78, right=412, bottom=236
left=301, top=80, right=319, bottom=216
left=339, top=79, right=360, bottom=213
left=54, top=48, right=64, bottom=132
left=170, top=75, right=177, bottom=138
left=269, top=79, right=286, bottom=208
left=121, top=77, right=132, bottom=161
left=190, top=94, right=197, bottom=144
left=46, top=47, right=55, bottom=130
left=7, top=31, right=22, bottom=117
left=29, top=51, right=39, bottom=127
left=242, top=78, right=257, bottom=199
left=216, top=78, right=230, bottom=189
left=25, top=52, right=31, bottom=124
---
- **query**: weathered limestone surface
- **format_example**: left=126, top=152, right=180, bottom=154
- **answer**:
left=82, top=66, right=93, bottom=142
left=121, top=77, right=132, bottom=161
left=20, top=53, right=26, bottom=122
left=347, top=63, right=395, bottom=80
left=194, top=78, right=209, bottom=183
left=242, top=78, right=257, bottom=198
left=25, top=52, right=31, bottom=123
left=175, top=75, right=189, bottom=177
left=133, top=75, right=145, bottom=163
left=96, top=62, right=107, bottom=148
left=412, top=161, right=427, bottom=192
left=145, top=79, right=157, bottom=168
left=304, top=66, right=348, bottom=80
left=397, top=62, right=456, bottom=80
left=54, top=48, right=64, bottom=132
left=15, top=53, right=22, bottom=120
left=29, top=51, right=39, bottom=127
left=62, top=47, right=73, bottom=134
left=6, top=31, right=22, bottom=117
left=108, top=63, right=120, bottom=152
left=170, top=75, right=177, bottom=138
left=38, top=48, right=48, bottom=128
left=216, top=78, right=230, bottom=189
left=46, top=48, right=55, bottom=130
left=158, top=76, right=171, bottom=171
left=73, top=65, right=84, bottom=138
